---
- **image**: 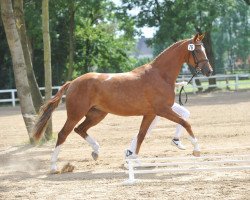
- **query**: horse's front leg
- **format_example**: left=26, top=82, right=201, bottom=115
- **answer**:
left=127, top=115, right=155, bottom=156
left=156, top=106, right=200, bottom=156
left=135, top=115, right=157, bottom=155
left=125, top=115, right=156, bottom=159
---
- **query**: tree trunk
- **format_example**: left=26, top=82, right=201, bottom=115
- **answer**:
left=42, top=0, right=53, bottom=140
left=1, top=0, right=36, bottom=143
left=67, top=1, right=75, bottom=81
left=203, top=31, right=217, bottom=90
left=13, top=0, right=43, bottom=113
left=243, top=0, right=250, bottom=5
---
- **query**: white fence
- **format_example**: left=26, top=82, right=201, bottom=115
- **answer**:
left=124, top=154, right=250, bottom=184
left=0, top=74, right=249, bottom=107
left=177, top=74, right=249, bottom=93
left=0, top=86, right=61, bottom=107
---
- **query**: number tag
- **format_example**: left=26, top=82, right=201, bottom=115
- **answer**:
left=188, top=44, right=195, bottom=51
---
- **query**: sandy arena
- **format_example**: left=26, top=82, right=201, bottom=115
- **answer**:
left=0, top=90, right=250, bottom=200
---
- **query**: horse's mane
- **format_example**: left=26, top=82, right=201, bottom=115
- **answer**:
left=151, top=39, right=189, bottom=64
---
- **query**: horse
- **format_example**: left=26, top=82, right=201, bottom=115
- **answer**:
left=32, top=33, right=213, bottom=173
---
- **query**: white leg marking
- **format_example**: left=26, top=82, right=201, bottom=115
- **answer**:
left=85, top=135, right=100, bottom=154
left=194, top=143, right=201, bottom=151
left=189, top=136, right=200, bottom=151
left=51, top=145, right=61, bottom=172
left=129, top=136, right=138, bottom=154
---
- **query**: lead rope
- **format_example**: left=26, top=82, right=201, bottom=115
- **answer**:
left=178, top=72, right=197, bottom=106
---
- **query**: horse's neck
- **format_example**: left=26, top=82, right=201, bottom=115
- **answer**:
left=151, top=41, right=187, bottom=84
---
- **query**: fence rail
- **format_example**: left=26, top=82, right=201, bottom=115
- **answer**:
left=0, top=86, right=61, bottom=107
left=176, top=73, right=250, bottom=94
left=0, top=74, right=249, bottom=107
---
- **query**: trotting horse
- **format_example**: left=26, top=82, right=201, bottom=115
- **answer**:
left=33, top=33, right=213, bottom=173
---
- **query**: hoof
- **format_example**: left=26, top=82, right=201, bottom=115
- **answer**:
left=91, top=151, right=99, bottom=161
left=192, top=150, right=201, bottom=157
left=50, top=164, right=60, bottom=174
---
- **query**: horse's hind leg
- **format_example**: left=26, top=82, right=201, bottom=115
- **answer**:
left=51, top=99, right=89, bottom=173
left=74, top=108, right=107, bottom=160
left=51, top=118, right=81, bottom=172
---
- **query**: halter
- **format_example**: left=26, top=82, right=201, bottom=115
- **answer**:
left=178, top=41, right=208, bottom=105
left=188, top=41, right=209, bottom=70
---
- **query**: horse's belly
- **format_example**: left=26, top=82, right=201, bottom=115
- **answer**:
left=95, top=94, right=153, bottom=116
left=96, top=104, right=152, bottom=116
left=90, top=73, right=157, bottom=116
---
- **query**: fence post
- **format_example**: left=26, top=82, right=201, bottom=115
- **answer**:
left=225, top=75, right=229, bottom=90
left=192, top=78, right=196, bottom=94
left=123, top=160, right=136, bottom=185
left=235, top=74, right=239, bottom=91
left=11, top=90, right=16, bottom=107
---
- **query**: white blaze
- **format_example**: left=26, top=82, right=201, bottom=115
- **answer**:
left=201, top=45, right=208, bottom=59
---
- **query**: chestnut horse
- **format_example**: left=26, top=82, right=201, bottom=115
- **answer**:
left=33, top=33, right=213, bottom=172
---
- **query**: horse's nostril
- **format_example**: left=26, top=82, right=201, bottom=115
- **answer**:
left=205, top=68, right=213, bottom=77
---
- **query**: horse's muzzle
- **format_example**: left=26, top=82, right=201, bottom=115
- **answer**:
left=201, top=65, right=213, bottom=77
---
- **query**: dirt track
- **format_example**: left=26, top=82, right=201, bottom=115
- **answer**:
left=0, top=90, right=250, bottom=200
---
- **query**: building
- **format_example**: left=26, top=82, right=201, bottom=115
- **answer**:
left=133, top=36, right=153, bottom=59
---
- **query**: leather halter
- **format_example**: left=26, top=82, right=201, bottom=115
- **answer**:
left=188, top=41, right=209, bottom=71
left=179, top=41, right=209, bottom=105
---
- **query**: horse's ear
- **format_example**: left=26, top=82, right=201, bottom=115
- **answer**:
left=193, top=33, right=199, bottom=42
left=198, top=33, right=205, bottom=41
left=193, top=33, right=205, bottom=42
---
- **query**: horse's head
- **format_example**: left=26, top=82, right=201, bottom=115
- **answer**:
left=186, top=33, right=213, bottom=77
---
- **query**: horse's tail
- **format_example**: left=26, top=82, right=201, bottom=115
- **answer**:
left=32, top=81, right=71, bottom=142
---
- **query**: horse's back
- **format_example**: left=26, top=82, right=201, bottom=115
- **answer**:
left=64, top=68, right=173, bottom=116
left=65, top=71, right=154, bottom=116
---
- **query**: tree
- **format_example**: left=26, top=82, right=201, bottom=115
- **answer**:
left=66, top=0, right=76, bottom=80
left=22, top=0, right=136, bottom=82
left=0, top=19, right=13, bottom=89
left=244, top=0, right=250, bottom=5
left=42, top=0, right=52, bottom=140
left=74, top=0, right=136, bottom=75
left=13, top=0, right=43, bottom=112
left=0, top=0, right=137, bottom=93
left=1, top=0, right=36, bottom=143
left=212, top=0, right=250, bottom=73
left=122, top=0, right=245, bottom=90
